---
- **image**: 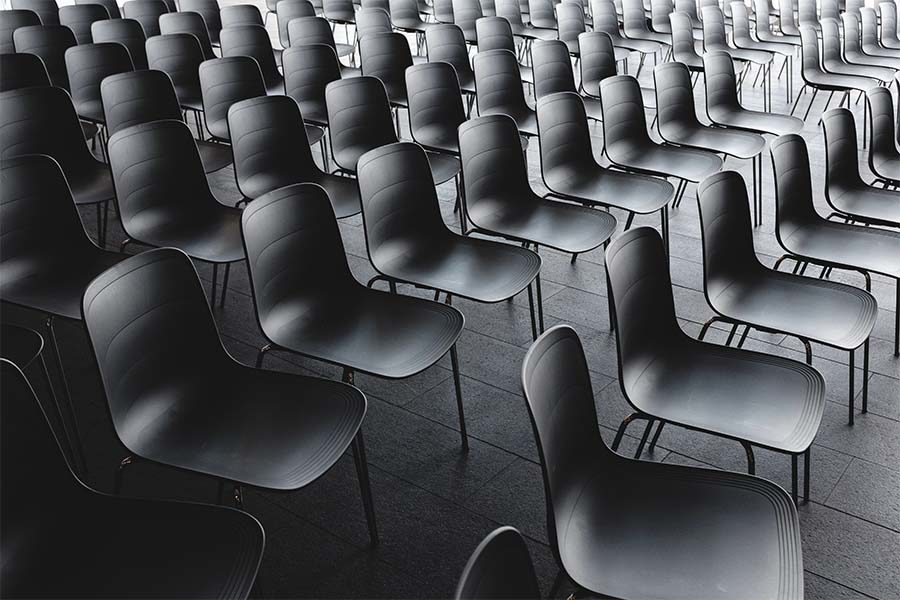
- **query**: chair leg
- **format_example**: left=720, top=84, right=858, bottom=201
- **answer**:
left=894, top=282, right=899, bottom=356
left=449, top=345, right=469, bottom=452
left=219, top=263, right=231, bottom=308
left=37, top=352, right=77, bottom=469
left=741, top=441, right=755, bottom=475
left=848, top=347, right=855, bottom=426
left=791, top=454, right=799, bottom=506
left=527, top=282, right=537, bottom=341
left=647, top=420, right=665, bottom=452
left=351, top=429, right=380, bottom=546
left=612, top=412, right=643, bottom=451
left=210, top=263, right=218, bottom=307
left=535, top=272, right=545, bottom=333
left=46, top=316, right=87, bottom=475
left=803, top=448, right=811, bottom=503
left=634, top=419, right=654, bottom=458
left=114, top=454, right=136, bottom=494
left=697, top=316, right=727, bottom=341
left=255, top=343, right=272, bottom=368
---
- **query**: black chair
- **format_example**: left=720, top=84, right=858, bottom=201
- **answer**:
left=530, top=39, right=599, bottom=121
left=880, top=1, right=900, bottom=50
left=391, top=0, right=434, bottom=39
left=452, top=0, right=483, bottom=42
left=228, top=95, right=360, bottom=216
left=146, top=32, right=205, bottom=122
left=0, top=9, right=41, bottom=54
left=220, top=25, right=284, bottom=97
left=287, top=15, right=356, bottom=68
left=0, top=51, right=50, bottom=91
left=473, top=49, right=537, bottom=137
left=592, top=0, right=653, bottom=60
left=495, top=0, right=556, bottom=42
left=76, top=0, right=122, bottom=19
left=65, top=42, right=132, bottom=133
left=861, top=6, right=900, bottom=58
left=58, top=3, right=108, bottom=44
left=181, top=0, right=222, bottom=44
left=359, top=31, right=413, bottom=109
left=475, top=16, right=534, bottom=85
left=821, top=107, right=900, bottom=226
left=821, top=17, right=894, bottom=84
left=357, top=141, right=544, bottom=338
left=81, top=246, right=378, bottom=544
left=454, top=527, right=540, bottom=600
left=10, top=0, right=58, bottom=25
left=703, top=50, right=802, bottom=135
left=459, top=114, right=616, bottom=279
left=556, top=2, right=588, bottom=57
left=13, top=23, right=76, bottom=89
left=527, top=0, right=556, bottom=30
left=576, top=30, right=620, bottom=103
left=199, top=55, right=267, bottom=142
left=220, top=3, right=264, bottom=28
left=425, top=23, right=476, bottom=97
left=283, top=42, right=340, bottom=129
left=600, top=74, right=722, bottom=208
left=0, top=85, right=115, bottom=244
left=242, top=183, right=468, bottom=453
left=276, top=0, right=316, bottom=49
left=792, top=27, right=879, bottom=121
left=107, top=119, right=244, bottom=306
left=325, top=76, right=459, bottom=184
left=753, top=0, right=799, bottom=45
left=101, top=69, right=233, bottom=173
left=697, top=170, right=876, bottom=430
left=521, top=324, right=805, bottom=599
left=159, top=10, right=217, bottom=59
left=669, top=10, right=704, bottom=72
left=771, top=133, right=900, bottom=358
left=654, top=61, right=766, bottom=223
left=841, top=12, right=899, bottom=71
left=0, top=155, right=126, bottom=472
left=90, top=17, right=147, bottom=69
left=731, top=1, right=794, bottom=102
left=622, top=0, right=667, bottom=62
left=433, top=0, right=455, bottom=23
left=867, top=86, right=900, bottom=188
left=355, top=7, right=394, bottom=47
left=0, top=359, right=265, bottom=599
left=537, top=91, right=674, bottom=253
left=122, top=0, right=169, bottom=37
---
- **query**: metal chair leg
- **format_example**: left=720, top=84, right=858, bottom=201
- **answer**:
left=634, top=419, right=654, bottom=458
left=803, top=448, right=810, bottom=503
left=526, top=282, right=537, bottom=341
left=862, top=338, right=869, bottom=413
left=351, top=429, right=380, bottom=546
left=791, top=454, right=798, bottom=506
left=255, top=343, right=272, bottom=368
left=848, top=347, right=855, bottom=425
left=647, top=420, right=665, bottom=453
left=46, top=316, right=88, bottom=475
left=450, top=345, right=469, bottom=452
left=219, top=263, right=231, bottom=308
left=612, top=412, right=643, bottom=451
left=741, top=441, right=755, bottom=475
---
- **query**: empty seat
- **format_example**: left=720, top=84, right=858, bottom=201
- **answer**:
left=220, top=24, right=284, bottom=95
left=821, top=17, right=894, bottom=84
left=146, top=32, right=205, bottom=111
left=159, top=11, right=217, bottom=59
left=90, top=17, right=147, bottom=69
left=359, top=31, right=413, bottom=107
left=180, top=0, right=222, bottom=44
left=276, top=0, right=316, bottom=48
left=425, top=23, right=476, bottom=94
left=866, top=86, right=900, bottom=188
left=65, top=41, right=132, bottom=126
left=287, top=15, right=355, bottom=70
left=13, top=24, right=76, bottom=89
left=283, top=42, right=341, bottom=127
left=122, top=0, right=169, bottom=37
left=473, top=49, right=537, bottom=136
left=0, top=9, right=41, bottom=54
left=220, top=3, right=264, bottom=28
left=879, top=1, right=900, bottom=50
left=860, top=6, right=900, bottom=58
left=840, top=12, right=899, bottom=71
left=198, top=55, right=267, bottom=142
left=75, top=0, right=122, bottom=19
left=532, top=39, right=602, bottom=121
left=58, top=3, right=108, bottom=44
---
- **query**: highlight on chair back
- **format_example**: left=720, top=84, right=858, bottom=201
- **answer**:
left=454, top=527, right=540, bottom=599
left=59, top=3, right=108, bottom=44
left=866, top=86, right=900, bottom=189
left=90, top=17, right=148, bottom=69
left=198, top=55, right=267, bottom=143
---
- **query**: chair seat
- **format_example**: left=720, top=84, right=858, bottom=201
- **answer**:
left=0, top=325, right=43, bottom=370
left=341, top=64, right=361, bottom=78
left=425, top=151, right=460, bottom=185
left=828, top=182, right=900, bottom=226
left=719, top=45, right=773, bottom=65
left=782, top=221, right=900, bottom=279
left=607, top=142, right=723, bottom=182
left=735, top=37, right=794, bottom=56
left=75, top=99, right=105, bottom=124
left=0, top=250, right=126, bottom=320
left=545, top=164, right=674, bottom=214
left=307, top=171, right=363, bottom=218
left=661, top=122, right=765, bottom=159
left=266, top=77, right=286, bottom=96
left=263, top=287, right=464, bottom=378
left=845, top=49, right=900, bottom=70
left=468, top=195, right=617, bottom=253
left=872, top=155, right=899, bottom=184
left=415, top=125, right=460, bottom=155
left=394, top=18, right=433, bottom=32
left=480, top=107, right=538, bottom=136
left=624, top=29, right=668, bottom=45
left=457, top=70, right=477, bottom=94
left=123, top=365, right=366, bottom=489
left=628, top=339, right=823, bottom=453
left=708, top=106, right=803, bottom=136
left=824, top=59, right=895, bottom=84
left=127, top=207, right=245, bottom=264
left=803, top=70, right=880, bottom=93
left=197, top=140, right=233, bottom=173
left=882, top=36, right=900, bottom=50
left=376, top=235, right=540, bottom=302
left=617, top=35, right=663, bottom=53
left=709, top=271, right=877, bottom=350
left=305, top=123, right=326, bottom=145
left=4, top=497, right=263, bottom=598
left=509, top=23, right=557, bottom=40
left=174, top=85, right=205, bottom=111
left=756, top=30, right=800, bottom=46
left=861, top=43, right=900, bottom=59
left=559, top=457, right=804, bottom=599
left=65, top=160, right=117, bottom=206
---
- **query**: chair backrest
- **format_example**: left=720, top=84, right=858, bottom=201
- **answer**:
left=180, top=0, right=221, bottom=42
left=452, top=0, right=484, bottom=37
left=0, top=155, right=100, bottom=295
left=363, top=0, right=391, bottom=16
left=82, top=248, right=229, bottom=445
left=770, top=133, right=819, bottom=236
left=475, top=15, right=515, bottom=52
left=799, top=25, right=823, bottom=78
left=433, top=0, right=456, bottom=22
left=528, top=0, right=556, bottom=27
left=76, top=0, right=123, bottom=19
left=590, top=0, right=622, bottom=39
left=458, top=114, right=532, bottom=211
left=100, top=68, right=183, bottom=135
left=0, top=84, right=97, bottom=179
left=425, top=23, right=474, bottom=81
left=669, top=11, right=700, bottom=63
left=59, top=4, right=108, bottom=44
left=454, top=526, right=541, bottom=600
left=653, top=60, right=700, bottom=134
left=753, top=0, right=773, bottom=36
left=220, top=23, right=281, bottom=88
left=841, top=12, right=864, bottom=55
left=701, top=5, right=727, bottom=50
left=696, top=170, right=762, bottom=298
left=90, top=17, right=147, bottom=69
left=867, top=86, right=898, bottom=166
left=107, top=119, right=218, bottom=236
left=519, top=325, right=610, bottom=563
left=323, top=0, right=356, bottom=22
left=779, top=0, right=798, bottom=31
left=819, top=16, right=843, bottom=64
left=797, top=0, right=817, bottom=28
left=0, top=9, right=41, bottom=54
left=159, top=11, right=216, bottom=59
left=13, top=24, right=76, bottom=89
left=495, top=0, right=526, bottom=25
left=390, top=0, right=422, bottom=23
left=730, top=1, right=753, bottom=44
left=599, top=74, right=651, bottom=152
left=405, top=61, right=466, bottom=149
left=287, top=15, right=338, bottom=51
left=325, top=76, right=397, bottom=172
left=674, top=0, right=699, bottom=24
left=198, top=55, right=266, bottom=140
left=356, top=142, right=448, bottom=264
left=577, top=30, right=616, bottom=95
left=473, top=49, right=528, bottom=116
left=220, top=3, right=264, bottom=27
left=820, top=0, right=839, bottom=22
left=146, top=32, right=204, bottom=99
left=881, top=2, right=899, bottom=44
left=481, top=0, right=497, bottom=17
left=122, top=0, right=169, bottom=37
left=536, top=91, right=595, bottom=177
left=703, top=49, right=740, bottom=111
left=0, top=51, right=50, bottom=91
left=651, top=0, right=673, bottom=31
left=282, top=43, right=341, bottom=125
left=65, top=41, right=133, bottom=116
left=356, top=7, right=392, bottom=42
left=558, top=2, right=587, bottom=48
left=277, top=0, right=316, bottom=47
left=821, top=107, right=864, bottom=190
left=844, top=0, right=863, bottom=17
left=532, top=39, right=577, bottom=99
left=623, top=0, right=651, bottom=35
left=228, top=95, right=320, bottom=200
left=11, top=0, right=59, bottom=25
left=359, top=31, right=413, bottom=98
left=241, top=183, right=356, bottom=332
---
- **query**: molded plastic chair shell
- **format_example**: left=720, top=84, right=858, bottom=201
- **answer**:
left=180, top=0, right=222, bottom=44
left=406, top=60, right=467, bottom=154
left=220, top=24, right=284, bottom=94
left=0, top=51, right=50, bottom=91
left=199, top=55, right=267, bottom=141
left=867, top=86, right=900, bottom=186
left=65, top=42, right=133, bottom=125
left=473, top=48, right=537, bottom=136
left=276, top=0, right=316, bottom=48
left=10, top=0, right=58, bottom=25
left=0, top=9, right=41, bottom=54
left=13, top=24, right=76, bottom=89
left=425, top=23, right=476, bottom=93
left=220, top=3, right=264, bottom=28
left=146, top=32, right=205, bottom=110
left=76, top=0, right=123, bottom=19
left=359, top=31, right=413, bottom=107
left=454, top=527, right=540, bottom=600
left=90, top=17, right=147, bottom=69
left=122, top=0, right=169, bottom=37
left=282, top=42, right=341, bottom=126
left=159, top=11, right=217, bottom=59
left=58, top=3, right=108, bottom=44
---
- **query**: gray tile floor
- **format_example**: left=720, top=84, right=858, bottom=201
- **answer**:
left=4, top=10, right=898, bottom=599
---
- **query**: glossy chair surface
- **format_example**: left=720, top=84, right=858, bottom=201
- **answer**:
left=392, top=0, right=434, bottom=32
left=867, top=86, right=900, bottom=185
left=10, top=0, right=58, bottom=25
left=669, top=10, right=704, bottom=70
left=406, top=61, right=467, bottom=154
left=146, top=32, right=205, bottom=110
left=283, top=42, right=341, bottom=126
left=880, top=1, right=900, bottom=49
left=181, top=0, right=222, bottom=44
left=220, top=3, right=264, bottom=28
left=557, top=2, right=588, bottom=55
left=623, top=0, right=668, bottom=45
left=840, top=12, right=899, bottom=71
left=577, top=30, right=620, bottom=97
left=0, top=9, right=41, bottom=54
left=473, top=48, right=537, bottom=136
left=220, top=24, right=283, bottom=94
left=425, top=23, right=476, bottom=93
left=13, top=24, right=76, bottom=89
left=76, top=0, right=123, bottom=19
left=453, top=0, right=484, bottom=41
left=90, top=17, right=147, bottom=69
left=159, top=10, right=217, bottom=59
left=58, top=3, right=108, bottom=44
left=65, top=41, right=133, bottom=123
left=799, top=27, right=880, bottom=94
left=454, top=527, right=541, bottom=600
left=821, top=17, right=894, bottom=83
left=277, top=0, right=316, bottom=48
left=861, top=6, right=900, bottom=58
left=199, top=55, right=267, bottom=141
left=0, top=51, right=50, bottom=91
left=359, top=31, right=413, bottom=107
left=122, top=0, right=168, bottom=37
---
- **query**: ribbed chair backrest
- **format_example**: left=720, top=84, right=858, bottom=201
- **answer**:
left=76, top=0, right=123, bottom=19
left=799, top=25, right=824, bottom=79
left=434, top=0, right=456, bottom=23
left=356, top=7, right=392, bottom=42
left=578, top=31, right=617, bottom=96
left=591, top=0, right=623, bottom=40
left=146, top=33, right=204, bottom=103
left=797, top=0, right=817, bottom=29
left=220, top=3, right=264, bottom=27
left=13, top=24, right=76, bottom=89
left=11, top=0, right=59, bottom=25
left=282, top=43, right=340, bottom=126
left=180, top=0, right=221, bottom=43
left=651, top=0, right=674, bottom=31
left=820, top=0, right=839, bottom=22
left=0, top=9, right=41, bottom=54
left=453, top=0, right=484, bottom=38
left=779, top=0, right=799, bottom=31
left=770, top=133, right=819, bottom=236
left=536, top=91, right=596, bottom=176
left=880, top=1, right=899, bottom=45
left=425, top=23, right=474, bottom=81
left=159, top=11, right=217, bottom=59
left=558, top=2, right=586, bottom=51
left=703, top=49, right=741, bottom=111
left=390, top=0, right=422, bottom=24
left=101, top=69, right=182, bottom=135
left=821, top=107, right=866, bottom=190
left=730, top=1, right=754, bottom=45
left=867, top=86, right=898, bottom=168
left=405, top=61, right=467, bottom=149
left=701, top=5, right=728, bottom=51
left=653, top=60, right=701, bottom=134
left=528, top=0, right=557, bottom=28
left=480, top=0, right=497, bottom=16
left=287, top=15, right=338, bottom=51
left=323, top=0, right=356, bottom=22
left=58, top=4, right=108, bottom=44
left=90, top=18, right=147, bottom=69
left=820, top=17, right=843, bottom=65
left=454, top=526, right=541, bottom=600
left=670, top=11, right=701, bottom=63
left=674, top=0, right=700, bottom=25
left=458, top=114, right=533, bottom=212
left=220, top=24, right=281, bottom=88
left=276, top=0, right=316, bottom=47
left=841, top=12, right=865, bottom=55
left=599, top=74, right=651, bottom=152
left=495, top=0, right=526, bottom=25
left=198, top=55, right=266, bottom=141
left=0, top=52, right=50, bottom=90
left=532, top=39, right=577, bottom=99
left=325, top=76, right=398, bottom=172
left=475, top=15, right=515, bottom=52
left=65, top=42, right=133, bottom=120
left=623, top=0, right=652, bottom=37
left=122, top=0, right=169, bottom=37
left=754, top=0, right=774, bottom=37
left=359, top=31, right=413, bottom=101
left=473, top=48, right=529, bottom=115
